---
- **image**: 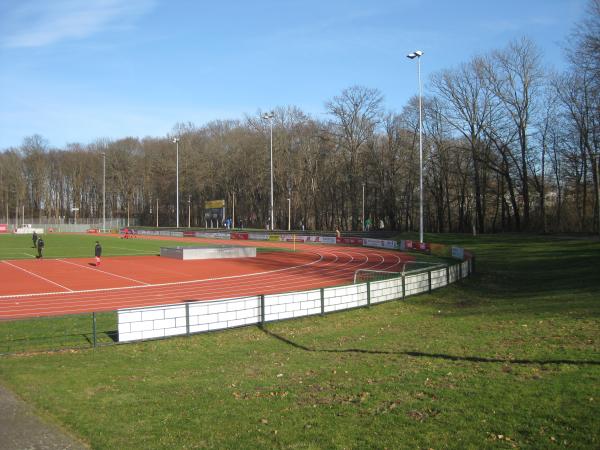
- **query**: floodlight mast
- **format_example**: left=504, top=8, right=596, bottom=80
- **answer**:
left=262, top=111, right=275, bottom=230
left=102, top=152, right=106, bottom=233
left=406, top=49, right=424, bottom=243
left=172, top=138, right=180, bottom=228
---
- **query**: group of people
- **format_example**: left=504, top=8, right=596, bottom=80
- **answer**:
left=31, top=231, right=102, bottom=265
left=363, top=218, right=385, bottom=231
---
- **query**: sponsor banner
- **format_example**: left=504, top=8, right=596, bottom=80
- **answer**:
left=159, top=231, right=171, bottom=236
left=336, top=236, right=364, bottom=245
left=363, top=238, right=385, bottom=248
left=451, top=246, right=465, bottom=260
left=15, top=227, right=44, bottom=234
left=320, top=236, right=337, bottom=244
left=398, top=240, right=406, bottom=250
left=183, top=231, right=196, bottom=237
left=383, top=240, right=398, bottom=249
left=416, top=242, right=430, bottom=252
left=404, top=240, right=429, bottom=252
left=364, top=238, right=398, bottom=249
left=248, top=233, right=269, bottom=241
left=0, top=223, right=7, bottom=233
left=87, top=228, right=100, bottom=234
left=204, top=199, right=225, bottom=209
left=280, top=234, right=300, bottom=242
left=268, top=234, right=281, bottom=242
left=199, top=232, right=230, bottom=240
left=230, top=232, right=249, bottom=240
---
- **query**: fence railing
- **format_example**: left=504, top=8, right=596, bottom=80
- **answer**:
left=0, top=257, right=473, bottom=355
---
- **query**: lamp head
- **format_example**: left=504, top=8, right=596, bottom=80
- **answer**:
left=172, top=138, right=179, bottom=143
left=407, top=50, right=424, bottom=59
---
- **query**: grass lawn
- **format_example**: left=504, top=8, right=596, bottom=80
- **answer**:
left=0, top=233, right=598, bottom=449
left=0, top=232, right=292, bottom=260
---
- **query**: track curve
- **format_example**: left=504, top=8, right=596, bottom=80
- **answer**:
left=0, top=240, right=412, bottom=319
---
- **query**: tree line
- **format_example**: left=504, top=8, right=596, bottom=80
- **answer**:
left=1, top=2, right=599, bottom=234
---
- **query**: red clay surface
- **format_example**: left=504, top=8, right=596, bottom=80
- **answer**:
left=0, top=238, right=414, bottom=319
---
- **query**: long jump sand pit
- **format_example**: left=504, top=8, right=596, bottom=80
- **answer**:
left=160, top=245, right=257, bottom=260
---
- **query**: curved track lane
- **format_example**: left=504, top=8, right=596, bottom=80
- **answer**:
left=0, top=243, right=411, bottom=319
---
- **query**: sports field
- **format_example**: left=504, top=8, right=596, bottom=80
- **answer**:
left=0, top=233, right=419, bottom=319
left=0, top=233, right=598, bottom=449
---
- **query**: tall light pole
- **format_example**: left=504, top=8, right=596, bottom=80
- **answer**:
left=262, top=111, right=275, bottom=230
left=362, top=182, right=365, bottom=231
left=102, top=152, right=106, bottom=233
left=172, top=138, right=180, bottom=228
left=188, top=195, right=191, bottom=228
left=232, top=192, right=236, bottom=229
left=593, top=153, right=600, bottom=237
left=407, top=50, right=424, bottom=243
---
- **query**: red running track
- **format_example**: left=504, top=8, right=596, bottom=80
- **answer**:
left=0, top=241, right=413, bottom=319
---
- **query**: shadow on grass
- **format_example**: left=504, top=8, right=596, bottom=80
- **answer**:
left=258, top=326, right=600, bottom=366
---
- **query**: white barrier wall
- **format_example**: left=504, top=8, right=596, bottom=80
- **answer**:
left=264, top=289, right=322, bottom=321
left=431, top=268, right=448, bottom=290
left=117, top=237, right=474, bottom=343
left=118, top=304, right=187, bottom=342
left=370, top=277, right=403, bottom=304
left=188, top=296, right=261, bottom=333
left=324, top=284, right=368, bottom=313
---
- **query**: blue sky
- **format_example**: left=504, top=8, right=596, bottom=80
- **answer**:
left=0, top=0, right=587, bottom=150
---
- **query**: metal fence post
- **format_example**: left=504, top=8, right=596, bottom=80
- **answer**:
left=402, top=273, right=406, bottom=299
left=260, top=294, right=265, bottom=325
left=366, top=281, right=371, bottom=307
left=459, top=261, right=463, bottom=279
left=446, top=265, right=450, bottom=285
left=428, top=270, right=432, bottom=293
left=320, top=288, right=325, bottom=316
left=185, top=302, right=190, bottom=336
left=92, top=312, right=97, bottom=348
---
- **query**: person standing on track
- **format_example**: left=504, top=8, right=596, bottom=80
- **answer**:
left=36, top=237, right=44, bottom=259
left=95, top=241, right=102, bottom=267
left=32, top=231, right=38, bottom=248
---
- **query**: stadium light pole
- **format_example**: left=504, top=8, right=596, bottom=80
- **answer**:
left=594, top=153, right=600, bottom=236
left=102, top=152, right=106, bottom=233
left=172, top=138, right=180, bottom=228
left=287, top=197, right=291, bottom=231
left=362, top=182, right=365, bottom=231
left=407, top=50, right=424, bottom=243
left=262, top=111, right=275, bottom=230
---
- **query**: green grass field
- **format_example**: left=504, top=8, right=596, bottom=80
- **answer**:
left=0, top=232, right=292, bottom=260
left=0, top=233, right=599, bottom=449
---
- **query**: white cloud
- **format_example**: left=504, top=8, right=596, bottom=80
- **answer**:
left=1, top=0, right=156, bottom=48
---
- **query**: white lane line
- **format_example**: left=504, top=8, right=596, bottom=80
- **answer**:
left=22, top=253, right=35, bottom=257
left=56, top=259, right=150, bottom=286
left=0, top=251, right=325, bottom=300
left=1, top=260, right=73, bottom=292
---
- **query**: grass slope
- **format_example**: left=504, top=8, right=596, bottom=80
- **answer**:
left=0, top=233, right=598, bottom=449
